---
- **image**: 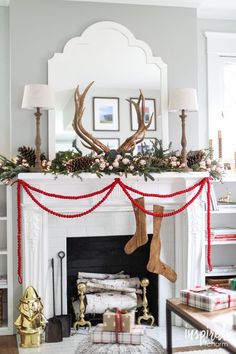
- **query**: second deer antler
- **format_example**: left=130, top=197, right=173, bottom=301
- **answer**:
left=117, top=91, right=153, bottom=153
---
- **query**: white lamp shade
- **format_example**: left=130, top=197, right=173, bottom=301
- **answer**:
left=22, top=84, right=55, bottom=110
left=169, top=88, right=198, bottom=112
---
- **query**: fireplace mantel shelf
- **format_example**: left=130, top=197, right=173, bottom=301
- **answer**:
left=19, top=171, right=209, bottom=181
left=19, top=172, right=207, bottom=326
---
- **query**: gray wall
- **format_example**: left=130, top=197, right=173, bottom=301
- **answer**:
left=9, top=0, right=198, bottom=155
left=8, top=0, right=198, bottom=323
left=0, top=6, right=9, bottom=157
left=4, top=0, right=236, bottom=331
left=198, top=18, right=236, bottom=149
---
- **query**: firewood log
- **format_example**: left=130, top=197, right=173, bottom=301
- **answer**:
left=77, top=277, right=140, bottom=288
left=77, top=271, right=130, bottom=280
left=73, top=292, right=137, bottom=315
left=77, top=281, right=142, bottom=294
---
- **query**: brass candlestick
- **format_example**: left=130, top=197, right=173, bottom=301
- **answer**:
left=180, top=109, right=192, bottom=172
left=73, top=282, right=91, bottom=330
left=138, top=278, right=154, bottom=326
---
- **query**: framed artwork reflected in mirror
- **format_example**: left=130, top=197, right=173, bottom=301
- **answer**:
left=133, top=137, right=156, bottom=154
left=130, top=98, right=156, bottom=131
left=100, top=138, right=120, bottom=150
left=93, top=97, right=119, bottom=131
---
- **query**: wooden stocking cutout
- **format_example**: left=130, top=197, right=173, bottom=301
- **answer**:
left=147, top=205, right=177, bottom=283
left=124, top=197, right=148, bottom=255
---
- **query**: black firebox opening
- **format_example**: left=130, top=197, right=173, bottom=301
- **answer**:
left=67, top=234, right=158, bottom=325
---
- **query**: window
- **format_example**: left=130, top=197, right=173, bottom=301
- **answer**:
left=221, top=57, right=236, bottom=162
left=206, top=32, right=236, bottom=165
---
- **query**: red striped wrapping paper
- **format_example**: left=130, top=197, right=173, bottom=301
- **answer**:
left=90, top=324, right=145, bottom=345
left=181, top=287, right=236, bottom=311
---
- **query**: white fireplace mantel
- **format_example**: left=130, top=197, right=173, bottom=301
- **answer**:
left=19, top=172, right=207, bottom=326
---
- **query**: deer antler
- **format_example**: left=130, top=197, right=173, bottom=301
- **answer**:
left=72, top=82, right=110, bottom=154
left=117, top=91, right=153, bottom=153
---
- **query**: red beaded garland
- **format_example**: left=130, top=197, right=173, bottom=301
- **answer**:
left=16, top=176, right=212, bottom=284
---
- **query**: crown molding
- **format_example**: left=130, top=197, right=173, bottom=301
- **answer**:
left=0, top=0, right=9, bottom=6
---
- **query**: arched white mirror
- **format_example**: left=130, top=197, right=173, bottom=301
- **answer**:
left=48, top=21, right=168, bottom=159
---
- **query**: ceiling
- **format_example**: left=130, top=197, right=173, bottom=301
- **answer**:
left=1, top=0, right=236, bottom=20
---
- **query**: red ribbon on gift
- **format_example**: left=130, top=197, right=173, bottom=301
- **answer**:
left=209, top=286, right=232, bottom=308
left=186, top=292, right=190, bottom=306
left=114, top=308, right=127, bottom=343
left=188, top=286, right=233, bottom=308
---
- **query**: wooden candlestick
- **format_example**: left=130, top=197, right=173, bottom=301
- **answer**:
left=209, top=139, right=213, bottom=160
left=32, top=108, right=43, bottom=172
left=179, top=110, right=192, bottom=171
left=218, top=130, right=222, bottom=159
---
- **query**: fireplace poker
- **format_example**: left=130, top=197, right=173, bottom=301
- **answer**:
left=45, top=258, right=63, bottom=343
left=56, top=251, right=71, bottom=337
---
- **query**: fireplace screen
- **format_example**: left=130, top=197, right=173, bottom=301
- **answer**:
left=67, top=235, right=158, bottom=324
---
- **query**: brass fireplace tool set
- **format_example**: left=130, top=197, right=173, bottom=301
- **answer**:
left=73, top=277, right=154, bottom=330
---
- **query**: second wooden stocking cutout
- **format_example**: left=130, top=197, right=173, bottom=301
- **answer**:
left=147, top=205, right=177, bottom=283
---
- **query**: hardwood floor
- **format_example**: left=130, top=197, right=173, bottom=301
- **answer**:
left=0, top=335, right=18, bottom=354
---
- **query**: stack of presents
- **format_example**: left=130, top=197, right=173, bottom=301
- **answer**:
left=90, top=309, right=145, bottom=345
left=180, top=281, right=236, bottom=326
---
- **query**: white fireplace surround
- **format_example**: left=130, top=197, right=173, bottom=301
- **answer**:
left=19, top=172, right=207, bottom=326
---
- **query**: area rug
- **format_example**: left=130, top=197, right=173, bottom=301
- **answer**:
left=75, top=336, right=165, bottom=353
left=174, top=348, right=228, bottom=353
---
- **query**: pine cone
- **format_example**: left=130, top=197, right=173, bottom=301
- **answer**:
left=17, top=146, right=36, bottom=166
left=17, top=146, right=47, bottom=167
left=187, top=150, right=205, bottom=168
left=66, top=156, right=93, bottom=173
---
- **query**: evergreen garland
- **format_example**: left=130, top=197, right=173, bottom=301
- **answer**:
left=0, top=139, right=223, bottom=184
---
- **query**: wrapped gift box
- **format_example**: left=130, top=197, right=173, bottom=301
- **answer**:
left=181, top=286, right=236, bottom=311
left=90, top=324, right=145, bottom=345
left=103, top=309, right=135, bottom=332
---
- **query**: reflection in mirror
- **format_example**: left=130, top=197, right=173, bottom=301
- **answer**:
left=48, top=21, right=168, bottom=159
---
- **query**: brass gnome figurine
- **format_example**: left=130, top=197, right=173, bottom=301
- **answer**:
left=14, top=286, right=47, bottom=348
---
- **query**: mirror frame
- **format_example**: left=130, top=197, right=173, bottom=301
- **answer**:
left=48, top=21, right=168, bottom=159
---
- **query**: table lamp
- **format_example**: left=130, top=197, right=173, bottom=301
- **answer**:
left=169, top=88, right=198, bottom=171
left=22, top=84, right=55, bottom=171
